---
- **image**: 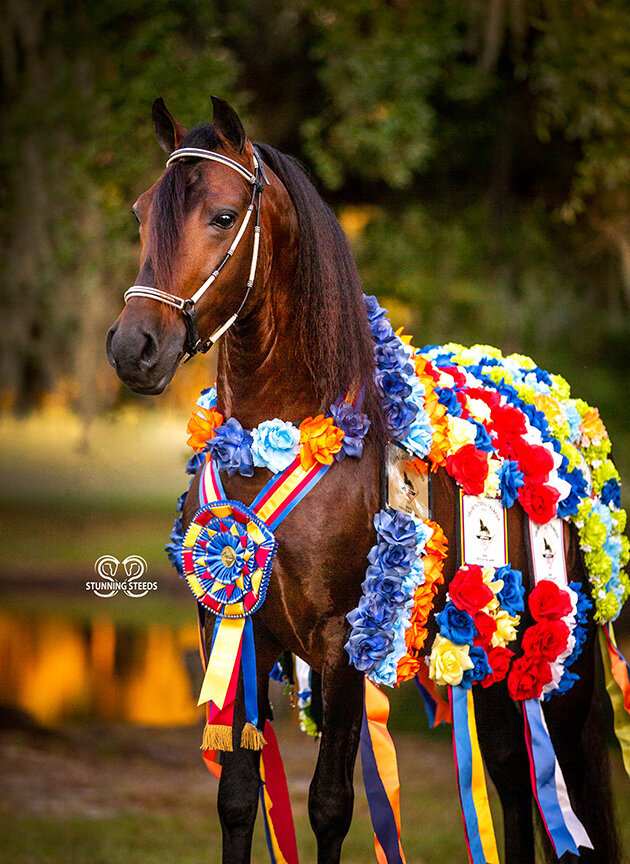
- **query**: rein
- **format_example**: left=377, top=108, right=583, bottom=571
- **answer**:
left=123, top=147, right=270, bottom=361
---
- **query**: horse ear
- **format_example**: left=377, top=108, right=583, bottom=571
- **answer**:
left=152, top=98, right=188, bottom=154
left=211, top=96, right=246, bottom=154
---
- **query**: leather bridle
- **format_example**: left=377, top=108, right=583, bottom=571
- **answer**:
left=123, top=146, right=269, bottom=361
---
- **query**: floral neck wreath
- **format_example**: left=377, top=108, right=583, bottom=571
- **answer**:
left=167, top=293, right=630, bottom=864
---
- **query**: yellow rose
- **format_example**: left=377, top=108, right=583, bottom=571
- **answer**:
left=466, top=397, right=491, bottom=422
left=429, top=634, right=474, bottom=686
left=491, top=611, right=520, bottom=647
left=483, top=461, right=501, bottom=498
left=446, top=416, right=478, bottom=454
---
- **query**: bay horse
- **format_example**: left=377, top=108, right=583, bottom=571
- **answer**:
left=106, top=97, right=620, bottom=864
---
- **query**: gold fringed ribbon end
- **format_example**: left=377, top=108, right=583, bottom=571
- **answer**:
left=201, top=723, right=233, bottom=752
left=240, top=722, right=266, bottom=750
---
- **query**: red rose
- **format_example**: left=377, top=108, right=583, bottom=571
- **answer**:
left=507, top=654, right=553, bottom=701
left=521, top=620, right=570, bottom=660
left=513, top=441, right=555, bottom=485
left=449, top=565, right=494, bottom=615
left=473, top=610, right=497, bottom=647
left=445, top=444, right=489, bottom=496
left=528, top=580, right=572, bottom=621
left=518, top=482, right=560, bottom=524
left=481, top=646, right=514, bottom=687
left=490, top=404, right=527, bottom=441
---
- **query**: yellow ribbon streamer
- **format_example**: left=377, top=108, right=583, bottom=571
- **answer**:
left=197, top=617, right=245, bottom=708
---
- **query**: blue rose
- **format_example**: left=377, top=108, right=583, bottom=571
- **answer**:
left=403, top=413, right=433, bottom=458
left=461, top=646, right=493, bottom=689
left=557, top=466, right=588, bottom=517
left=207, top=417, right=254, bottom=477
left=435, top=602, right=476, bottom=645
left=371, top=317, right=396, bottom=345
left=368, top=542, right=415, bottom=575
left=251, top=418, right=300, bottom=474
left=350, top=594, right=398, bottom=630
left=185, top=451, right=206, bottom=476
left=436, top=386, right=462, bottom=417
left=498, top=460, right=525, bottom=509
left=344, top=627, right=394, bottom=672
left=495, top=564, right=524, bottom=615
left=329, top=401, right=371, bottom=460
left=364, top=294, right=388, bottom=323
left=373, top=509, right=418, bottom=548
left=377, top=369, right=412, bottom=400
left=383, top=396, right=418, bottom=440
left=601, top=478, right=621, bottom=509
left=196, top=386, right=217, bottom=411
left=374, top=341, right=413, bottom=375
left=473, top=422, right=494, bottom=453
left=362, top=569, right=408, bottom=605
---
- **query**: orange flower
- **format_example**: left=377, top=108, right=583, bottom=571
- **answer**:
left=397, top=653, right=423, bottom=683
left=580, top=407, right=608, bottom=442
left=186, top=407, right=224, bottom=451
left=298, top=414, right=345, bottom=470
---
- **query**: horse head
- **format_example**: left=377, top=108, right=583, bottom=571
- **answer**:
left=106, top=97, right=288, bottom=395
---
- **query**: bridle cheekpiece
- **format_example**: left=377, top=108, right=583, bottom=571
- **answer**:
left=123, top=146, right=270, bottom=361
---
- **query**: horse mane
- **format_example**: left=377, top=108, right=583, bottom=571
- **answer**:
left=151, top=126, right=384, bottom=441
left=253, top=142, right=383, bottom=436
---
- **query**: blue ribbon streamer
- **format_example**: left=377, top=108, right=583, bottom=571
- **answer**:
left=359, top=705, right=404, bottom=864
left=523, top=699, right=579, bottom=857
left=241, top=616, right=259, bottom=729
left=451, top=687, right=486, bottom=864
left=414, top=677, right=437, bottom=728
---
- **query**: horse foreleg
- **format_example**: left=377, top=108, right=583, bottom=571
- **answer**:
left=473, top=683, right=535, bottom=864
left=308, top=656, right=364, bottom=864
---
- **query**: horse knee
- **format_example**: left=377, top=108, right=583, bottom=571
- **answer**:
left=308, top=773, right=354, bottom=842
left=217, top=754, right=260, bottom=835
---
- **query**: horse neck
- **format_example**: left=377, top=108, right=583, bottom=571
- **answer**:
left=216, top=273, right=318, bottom=429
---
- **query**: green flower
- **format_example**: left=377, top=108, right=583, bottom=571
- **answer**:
left=584, top=548, right=612, bottom=579
left=581, top=513, right=608, bottom=550
left=584, top=439, right=612, bottom=463
left=612, top=510, right=627, bottom=534
left=550, top=373, right=571, bottom=400
left=595, top=593, right=620, bottom=624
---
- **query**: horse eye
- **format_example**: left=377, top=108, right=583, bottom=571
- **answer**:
left=213, top=213, right=236, bottom=230
left=131, top=209, right=140, bottom=225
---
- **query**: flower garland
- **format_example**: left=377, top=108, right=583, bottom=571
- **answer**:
left=345, top=296, right=628, bottom=702
left=184, top=387, right=370, bottom=476
left=429, top=564, right=524, bottom=690
left=345, top=508, right=441, bottom=686
left=419, top=342, right=629, bottom=623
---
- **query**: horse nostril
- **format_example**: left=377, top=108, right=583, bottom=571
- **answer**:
left=106, top=325, right=118, bottom=368
left=139, top=330, right=159, bottom=368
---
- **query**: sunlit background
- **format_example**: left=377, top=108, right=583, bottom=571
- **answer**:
left=2, top=2, right=630, bottom=862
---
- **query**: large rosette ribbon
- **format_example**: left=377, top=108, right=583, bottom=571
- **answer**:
left=182, top=500, right=277, bottom=750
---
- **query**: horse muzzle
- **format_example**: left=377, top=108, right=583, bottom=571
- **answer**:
left=106, top=312, right=183, bottom=394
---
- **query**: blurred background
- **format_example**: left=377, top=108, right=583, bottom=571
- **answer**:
left=2, top=1, right=630, bottom=862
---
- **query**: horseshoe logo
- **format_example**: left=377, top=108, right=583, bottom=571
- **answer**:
left=91, top=555, right=151, bottom=598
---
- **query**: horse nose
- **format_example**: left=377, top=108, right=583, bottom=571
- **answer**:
left=106, top=321, right=160, bottom=376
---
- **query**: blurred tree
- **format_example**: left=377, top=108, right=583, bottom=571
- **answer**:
left=1, top=0, right=630, bottom=467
